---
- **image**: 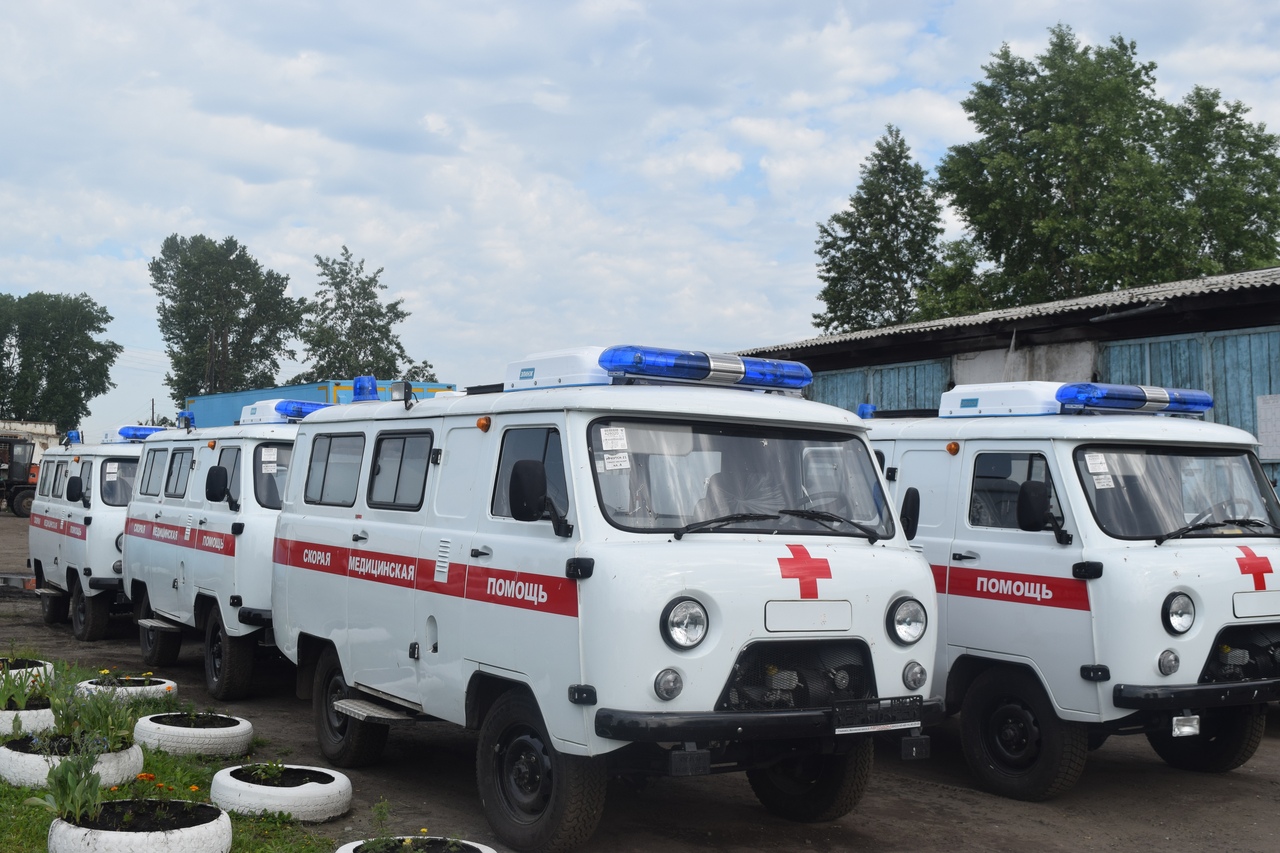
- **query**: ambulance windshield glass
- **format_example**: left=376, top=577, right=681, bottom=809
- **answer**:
left=589, top=419, right=893, bottom=539
left=1073, top=445, right=1280, bottom=541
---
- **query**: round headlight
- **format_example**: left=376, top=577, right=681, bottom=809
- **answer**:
left=654, top=668, right=683, bottom=700
left=115, top=533, right=124, bottom=553
left=887, top=597, right=927, bottom=645
left=661, top=597, right=708, bottom=650
left=1162, top=592, right=1195, bottom=635
left=902, top=661, right=927, bottom=691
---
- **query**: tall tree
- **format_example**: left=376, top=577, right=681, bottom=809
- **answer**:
left=813, top=126, right=942, bottom=334
left=291, top=246, right=436, bottom=383
left=0, top=292, right=121, bottom=432
left=150, top=234, right=304, bottom=407
left=935, top=25, right=1280, bottom=305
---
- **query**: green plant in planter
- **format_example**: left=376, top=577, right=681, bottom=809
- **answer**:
left=246, top=758, right=286, bottom=784
left=24, top=745, right=104, bottom=824
left=25, top=666, right=140, bottom=756
left=0, top=666, right=48, bottom=713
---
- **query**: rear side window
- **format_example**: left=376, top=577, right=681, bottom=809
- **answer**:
left=304, top=434, right=365, bottom=507
left=139, top=449, right=168, bottom=496
left=368, top=432, right=433, bottom=510
left=492, top=427, right=567, bottom=518
left=164, top=448, right=195, bottom=498
left=254, top=442, right=291, bottom=510
left=100, top=459, right=137, bottom=507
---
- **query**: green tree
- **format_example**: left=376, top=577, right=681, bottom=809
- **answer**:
left=935, top=25, right=1280, bottom=306
left=813, top=126, right=942, bottom=334
left=291, top=246, right=436, bottom=383
left=149, top=234, right=304, bottom=407
left=0, top=292, right=121, bottom=432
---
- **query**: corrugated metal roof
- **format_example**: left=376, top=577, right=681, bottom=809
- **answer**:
left=746, top=265, right=1280, bottom=355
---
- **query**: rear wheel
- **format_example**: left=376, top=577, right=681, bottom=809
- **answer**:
left=11, top=489, right=33, bottom=518
left=70, top=578, right=110, bottom=642
left=204, top=607, right=255, bottom=700
left=313, top=646, right=388, bottom=767
left=747, top=738, right=873, bottom=822
left=960, top=667, right=1087, bottom=801
left=39, top=583, right=69, bottom=625
left=477, top=689, right=606, bottom=853
left=1146, top=706, right=1267, bottom=772
left=138, top=593, right=182, bottom=667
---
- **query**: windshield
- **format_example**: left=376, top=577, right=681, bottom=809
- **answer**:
left=1074, top=445, right=1280, bottom=540
left=589, top=418, right=893, bottom=539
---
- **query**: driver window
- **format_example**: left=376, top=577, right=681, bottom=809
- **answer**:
left=969, top=451, right=1060, bottom=529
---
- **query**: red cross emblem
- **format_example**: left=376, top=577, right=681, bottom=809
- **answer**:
left=1236, top=546, right=1273, bottom=591
left=778, top=544, right=831, bottom=599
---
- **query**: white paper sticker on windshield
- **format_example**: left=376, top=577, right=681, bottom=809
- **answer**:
left=104, top=471, right=117, bottom=481
left=261, top=447, right=278, bottom=462
left=104, top=462, right=118, bottom=474
left=1093, top=473, right=1115, bottom=490
left=600, top=428, right=628, bottom=451
left=1085, top=453, right=1108, bottom=474
left=603, top=452, right=630, bottom=470
left=261, top=462, right=278, bottom=474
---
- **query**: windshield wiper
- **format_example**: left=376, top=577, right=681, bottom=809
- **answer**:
left=1223, top=517, right=1280, bottom=534
left=779, top=508, right=881, bottom=544
left=673, top=513, right=779, bottom=540
left=1155, top=520, right=1235, bottom=545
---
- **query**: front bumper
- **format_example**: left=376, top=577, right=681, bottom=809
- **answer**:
left=1113, top=677, right=1280, bottom=710
left=596, top=696, right=944, bottom=742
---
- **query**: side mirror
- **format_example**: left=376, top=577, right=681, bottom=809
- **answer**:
left=899, top=487, right=920, bottom=542
left=65, top=476, right=83, bottom=504
left=1017, top=480, right=1051, bottom=532
left=509, top=459, right=547, bottom=522
left=205, top=466, right=229, bottom=503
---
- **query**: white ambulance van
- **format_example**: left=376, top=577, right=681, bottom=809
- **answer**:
left=273, top=347, right=940, bottom=853
left=123, top=400, right=312, bottom=699
left=28, top=426, right=159, bottom=640
left=869, top=381, right=1280, bottom=801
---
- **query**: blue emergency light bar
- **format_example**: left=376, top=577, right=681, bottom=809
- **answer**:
left=598, top=345, right=812, bottom=390
left=118, top=425, right=166, bottom=442
left=66, top=430, right=81, bottom=444
left=1056, top=383, right=1213, bottom=414
left=352, top=375, right=379, bottom=402
left=276, top=400, right=330, bottom=420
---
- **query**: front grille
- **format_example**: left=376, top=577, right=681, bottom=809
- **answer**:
left=716, top=640, right=872, bottom=711
left=1198, top=623, right=1280, bottom=683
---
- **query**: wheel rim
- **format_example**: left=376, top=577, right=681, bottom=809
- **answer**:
left=71, top=585, right=85, bottom=633
left=495, top=726, right=553, bottom=821
left=986, top=699, right=1041, bottom=770
left=323, top=672, right=349, bottom=738
left=765, top=755, right=823, bottom=795
left=209, top=625, right=224, bottom=683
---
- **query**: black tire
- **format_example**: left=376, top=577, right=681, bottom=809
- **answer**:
left=39, top=583, right=69, bottom=625
left=313, top=645, right=388, bottom=767
left=477, top=689, right=606, bottom=853
left=960, top=667, right=1087, bottom=801
left=70, top=577, right=111, bottom=642
left=138, top=594, right=182, bottom=667
left=1146, top=706, right=1267, bottom=773
left=204, top=607, right=255, bottom=700
left=11, top=489, right=33, bottom=518
left=746, top=738, right=873, bottom=822
left=1087, top=731, right=1110, bottom=752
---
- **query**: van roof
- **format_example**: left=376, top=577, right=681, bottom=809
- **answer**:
left=866, top=414, right=1259, bottom=447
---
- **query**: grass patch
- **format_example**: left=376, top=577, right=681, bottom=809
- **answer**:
left=0, top=660, right=340, bottom=852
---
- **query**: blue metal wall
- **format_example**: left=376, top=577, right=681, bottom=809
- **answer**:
left=810, top=358, right=949, bottom=413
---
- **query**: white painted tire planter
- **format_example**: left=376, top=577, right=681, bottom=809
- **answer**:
left=210, top=764, right=352, bottom=822
left=48, top=803, right=232, bottom=853
left=0, top=743, right=144, bottom=788
left=0, top=705, right=55, bottom=735
left=77, top=677, right=177, bottom=701
left=0, top=657, right=54, bottom=685
left=134, top=713, right=254, bottom=756
left=334, top=838, right=497, bottom=853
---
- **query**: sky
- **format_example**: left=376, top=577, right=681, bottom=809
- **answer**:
left=3, top=1, right=1279, bottom=437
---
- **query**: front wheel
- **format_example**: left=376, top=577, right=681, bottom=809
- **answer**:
left=138, top=593, right=182, bottom=667
left=313, top=646, right=388, bottom=767
left=39, top=583, right=69, bottom=625
left=70, top=578, right=110, bottom=642
left=960, top=667, right=1087, bottom=801
left=204, top=607, right=254, bottom=700
left=11, top=489, right=33, bottom=518
left=1146, top=706, right=1267, bottom=772
left=477, top=690, right=606, bottom=853
left=746, top=738, right=873, bottom=822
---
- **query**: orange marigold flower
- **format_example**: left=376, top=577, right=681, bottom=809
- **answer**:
left=165, top=685, right=174, bottom=692
left=189, top=785, right=199, bottom=792
left=109, top=786, right=118, bottom=792
left=156, top=782, right=166, bottom=788
left=136, top=773, right=155, bottom=782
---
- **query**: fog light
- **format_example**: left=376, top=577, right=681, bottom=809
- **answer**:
left=655, top=668, right=683, bottom=701
left=1158, top=649, right=1180, bottom=675
left=1172, top=714, right=1200, bottom=737
left=902, top=661, right=927, bottom=691
left=831, top=669, right=850, bottom=690
left=112, top=560, right=123, bottom=575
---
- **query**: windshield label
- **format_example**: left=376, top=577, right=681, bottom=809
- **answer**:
left=600, top=428, right=628, bottom=450
left=603, top=452, right=630, bottom=470
left=1092, top=473, right=1115, bottom=489
left=1085, top=453, right=1108, bottom=473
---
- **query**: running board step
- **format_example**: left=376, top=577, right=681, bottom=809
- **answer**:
left=136, top=618, right=182, bottom=632
left=33, top=587, right=65, bottom=597
left=332, top=698, right=418, bottom=724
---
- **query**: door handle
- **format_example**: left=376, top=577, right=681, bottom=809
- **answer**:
left=470, top=546, right=492, bottom=559
left=198, top=518, right=207, bottom=526
left=352, top=532, right=368, bottom=542
left=951, top=552, right=978, bottom=562
left=154, top=512, right=162, bottom=519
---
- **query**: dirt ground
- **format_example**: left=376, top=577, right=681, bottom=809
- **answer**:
left=2, top=511, right=1279, bottom=853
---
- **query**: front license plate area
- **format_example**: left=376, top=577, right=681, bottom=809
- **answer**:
left=833, top=695, right=922, bottom=734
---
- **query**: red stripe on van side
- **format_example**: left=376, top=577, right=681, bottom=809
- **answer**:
left=193, top=529, right=237, bottom=557
left=945, top=566, right=1090, bottom=611
left=31, top=513, right=63, bottom=533
left=465, top=566, right=579, bottom=618
left=273, top=538, right=347, bottom=577
left=415, top=562, right=469, bottom=597
left=346, top=548, right=418, bottom=589
left=64, top=522, right=88, bottom=541
left=125, top=518, right=153, bottom=540
left=930, top=563, right=947, bottom=593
